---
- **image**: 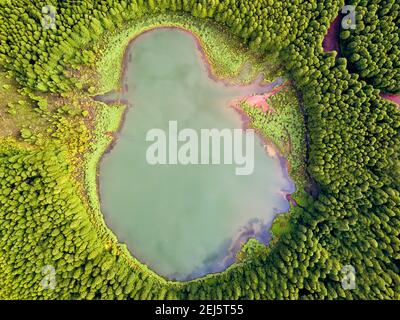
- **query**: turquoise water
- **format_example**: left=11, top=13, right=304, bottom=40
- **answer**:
left=98, top=28, right=294, bottom=280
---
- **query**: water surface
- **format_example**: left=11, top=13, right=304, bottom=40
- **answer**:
left=99, top=28, right=294, bottom=280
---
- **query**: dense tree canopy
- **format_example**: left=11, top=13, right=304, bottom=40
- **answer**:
left=341, top=0, right=400, bottom=93
left=0, top=0, right=399, bottom=299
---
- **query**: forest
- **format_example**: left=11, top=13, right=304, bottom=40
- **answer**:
left=341, top=0, right=399, bottom=93
left=0, top=0, right=399, bottom=299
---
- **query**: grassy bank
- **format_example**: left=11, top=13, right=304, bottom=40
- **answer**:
left=93, top=13, right=284, bottom=94
left=242, top=85, right=308, bottom=239
left=82, top=13, right=305, bottom=282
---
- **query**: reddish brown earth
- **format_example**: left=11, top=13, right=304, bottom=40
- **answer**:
left=230, top=81, right=289, bottom=113
left=323, top=14, right=342, bottom=57
left=380, top=93, right=400, bottom=107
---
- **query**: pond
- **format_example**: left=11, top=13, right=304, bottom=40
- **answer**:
left=98, top=28, right=294, bottom=281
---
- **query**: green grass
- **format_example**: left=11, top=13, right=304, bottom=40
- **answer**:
left=242, top=86, right=308, bottom=242
left=243, top=85, right=307, bottom=187
left=0, top=69, right=48, bottom=138
left=271, top=213, right=292, bottom=237
left=81, top=101, right=169, bottom=282
left=93, top=13, right=284, bottom=95
left=84, top=101, right=125, bottom=231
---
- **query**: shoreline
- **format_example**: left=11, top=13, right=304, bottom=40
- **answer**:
left=97, top=25, right=283, bottom=104
left=95, top=25, right=297, bottom=202
left=91, top=25, right=297, bottom=282
left=380, top=92, right=400, bottom=107
left=323, top=13, right=343, bottom=57
left=231, top=100, right=296, bottom=194
left=95, top=14, right=278, bottom=96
